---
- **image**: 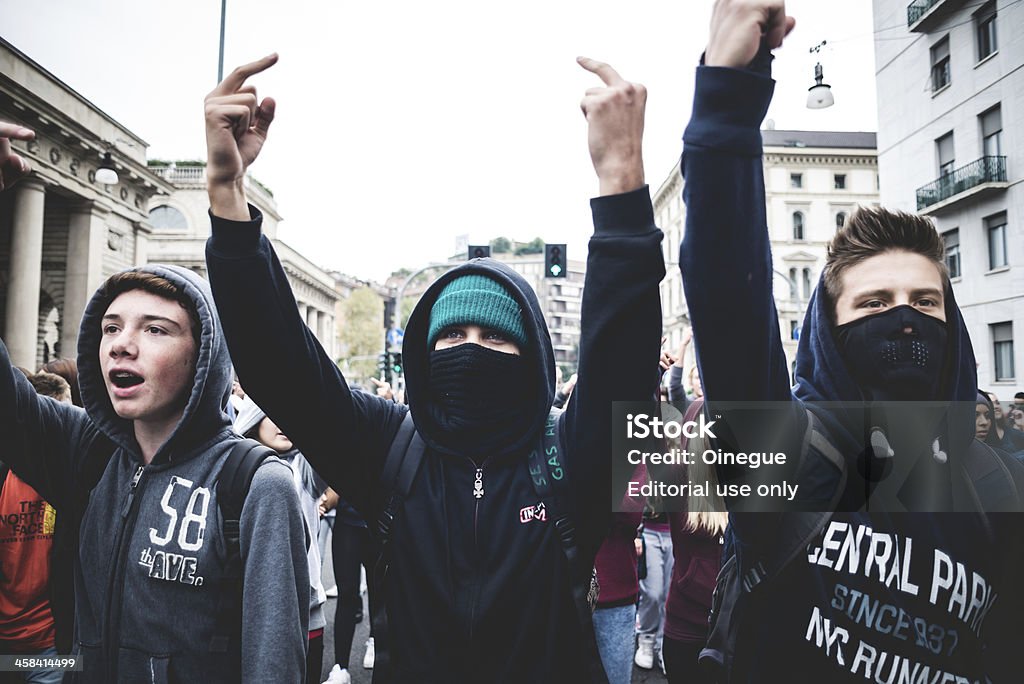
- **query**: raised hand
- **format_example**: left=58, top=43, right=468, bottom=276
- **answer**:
left=0, top=121, right=36, bottom=193
left=577, top=57, right=646, bottom=197
left=205, top=54, right=278, bottom=220
left=705, top=0, right=796, bottom=69
left=370, top=377, right=395, bottom=402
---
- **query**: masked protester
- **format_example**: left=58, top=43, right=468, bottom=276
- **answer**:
left=202, top=54, right=663, bottom=682
left=677, top=3, right=1024, bottom=682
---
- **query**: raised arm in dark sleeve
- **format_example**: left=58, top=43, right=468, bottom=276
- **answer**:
left=564, top=187, right=665, bottom=559
left=205, top=211, right=405, bottom=520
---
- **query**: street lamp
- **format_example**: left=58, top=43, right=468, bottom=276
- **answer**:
left=807, top=41, right=834, bottom=110
left=96, top=152, right=118, bottom=185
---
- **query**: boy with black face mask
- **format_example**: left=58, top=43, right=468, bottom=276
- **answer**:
left=678, top=2, right=1024, bottom=682
left=202, top=55, right=664, bottom=682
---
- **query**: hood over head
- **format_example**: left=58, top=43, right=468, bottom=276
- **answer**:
left=402, top=258, right=555, bottom=460
left=793, top=274, right=976, bottom=456
left=78, top=264, right=233, bottom=464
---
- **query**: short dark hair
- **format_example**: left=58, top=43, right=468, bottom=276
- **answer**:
left=1015, top=392, right=1024, bottom=400
left=39, top=357, right=81, bottom=407
left=96, top=271, right=200, bottom=345
left=29, top=370, right=71, bottom=401
left=823, top=206, right=947, bottom=307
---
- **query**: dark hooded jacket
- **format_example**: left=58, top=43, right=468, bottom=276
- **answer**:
left=205, top=190, right=664, bottom=683
left=0, top=265, right=309, bottom=683
left=679, top=58, right=1024, bottom=683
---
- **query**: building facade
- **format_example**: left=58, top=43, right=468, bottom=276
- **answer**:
left=0, top=38, right=172, bottom=369
left=0, top=37, right=338, bottom=369
left=654, top=130, right=878, bottom=381
left=146, top=164, right=339, bottom=362
left=873, top=0, right=1022, bottom=396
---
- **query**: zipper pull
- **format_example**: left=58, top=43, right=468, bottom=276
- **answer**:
left=473, top=468, right=484, bottom=500
left=121, top=465, right=144, bottom=518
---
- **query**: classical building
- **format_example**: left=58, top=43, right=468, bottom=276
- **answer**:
left=0, top=37, right=171, bottom=369
left=146, top=163, right=339, bottom=361
left=0, top=37, right=338, bottom=369
left=654, top=129, right=879, bottom=380
left=873, top=0, right=1022, bottom=396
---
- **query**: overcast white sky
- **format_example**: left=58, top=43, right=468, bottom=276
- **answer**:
left=2, top=0, right=881, bottom=282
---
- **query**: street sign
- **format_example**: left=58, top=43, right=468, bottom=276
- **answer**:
left=387, top=327, right=405, bottom=349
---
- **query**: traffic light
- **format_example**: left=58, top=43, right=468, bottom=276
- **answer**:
left=468, top=245, right=491, bottom=260
left=391, top=352, right=403, bottom=376
left=383, top=298, right=396, bottom=329
left=544, top=243, right=567, bottom=278
left=377, top=352, right=393, bottom=384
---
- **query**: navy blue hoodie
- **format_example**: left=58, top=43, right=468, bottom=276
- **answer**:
left=680, top=60, right=1024, bottom=683
left=205, top=189, right=664, bottom=682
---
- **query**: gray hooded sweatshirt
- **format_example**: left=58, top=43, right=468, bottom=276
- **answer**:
left=0, top=264, right=309, bottom=683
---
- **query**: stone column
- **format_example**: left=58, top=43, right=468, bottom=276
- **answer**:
left=316, top=310, right=329, bottom=357
left=4, top=178, right=47, bottom=368
left=297, top=303, right=308, bottom=327
left=62, top=202, right=110, bottom=360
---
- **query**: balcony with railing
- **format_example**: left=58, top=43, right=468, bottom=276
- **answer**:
left=916, top=156, right=1007, bottom=214
left=907, top=0, right=963, bottom=32
left=148, top=162, right=276, bottom=206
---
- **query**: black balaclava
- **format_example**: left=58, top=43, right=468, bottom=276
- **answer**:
left=426, top=343, right=534, bottom=460
left=835, top=304, right=948, bottom=402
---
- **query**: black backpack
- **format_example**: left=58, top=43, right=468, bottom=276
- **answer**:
left=370, top=409, right=608, bottom=684
left=699, top=412, right=1024, bottom=682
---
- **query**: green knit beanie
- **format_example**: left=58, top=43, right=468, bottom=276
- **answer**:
left=428, top=275, right=527, bottom=349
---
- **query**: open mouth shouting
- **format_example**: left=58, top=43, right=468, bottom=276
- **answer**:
left=109, top=369, right=145, bottom=397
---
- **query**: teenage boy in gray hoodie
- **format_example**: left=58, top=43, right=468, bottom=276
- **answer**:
left=0, top=120, right=310, bottom=683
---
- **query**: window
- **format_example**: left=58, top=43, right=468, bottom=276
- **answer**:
left=992, top=322, right=1015, bottom=381
left=981, top=106, right=1002, bottom=158
left=834, top=174, right=846, bottom=190
left=986, top=212, right=1008, bottom=269
left=792, top=211, right=804, bottom=240
left=975, top=1, right=998, bottom=61
left=835, top=212, right=847, bottom=229
left=147, top=205, right=188, bottom=231
left=936, top=132, right=955, bottom=178
left=788, top=267, right=798, bottom=299
left=789, top=320, right=799, bottom=340
left=802, top=268, right=812, bottom=300
left=943, top=229, right=961, bottom=279
left=931, top=37, right=951, bottom=91
left=790, top=173, right=803, bottom=189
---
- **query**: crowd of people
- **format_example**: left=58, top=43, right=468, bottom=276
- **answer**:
left=1, top=0, right=1022, bottom=682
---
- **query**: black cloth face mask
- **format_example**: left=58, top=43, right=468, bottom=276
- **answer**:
left=426, top=343, right=534, bottom=458
left=835, top=305, right=948, bottom=402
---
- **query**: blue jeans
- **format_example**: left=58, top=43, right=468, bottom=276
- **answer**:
left=17, top=646, right=64, bottom=684
left=593, top=604, right=636, bottom=684
left=637, top=527, right=674, bottom=653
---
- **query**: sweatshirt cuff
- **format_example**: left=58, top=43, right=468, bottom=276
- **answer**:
left=590, top=185, right=656, bottom=237
left=208, top=204, right=264, bottom=256
left=683, top=65, right=775, bottom=156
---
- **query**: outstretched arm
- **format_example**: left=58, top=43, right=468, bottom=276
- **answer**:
left=680, top=0, right=795, bottom=404
left=567, top=59, right=665, bottom=559
left=203, top=58, right=404, bottom=520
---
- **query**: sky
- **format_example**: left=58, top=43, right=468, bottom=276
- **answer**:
left=1, top=0, right=881, bottom=282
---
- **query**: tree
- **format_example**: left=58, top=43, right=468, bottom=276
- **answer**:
left=490, top=236, right=512, bottom=253
left=515, top=237, right=545, bottom=255
left=339, top=287, right=385, bottom=385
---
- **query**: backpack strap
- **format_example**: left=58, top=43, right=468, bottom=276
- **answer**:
left=371, top=411, right=427, bottom=682
left=527, top=408, right=608, bottom=684
left=209, top=438, right=274, bottom=653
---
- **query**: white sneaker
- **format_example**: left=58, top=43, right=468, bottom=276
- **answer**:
left=322, top=664, right=351, bottom=684
left=363, top=637, right=375, bottom=669
left=324, top=584, right=338, bottom=598
left=634, top=634, right=656, bottom=669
